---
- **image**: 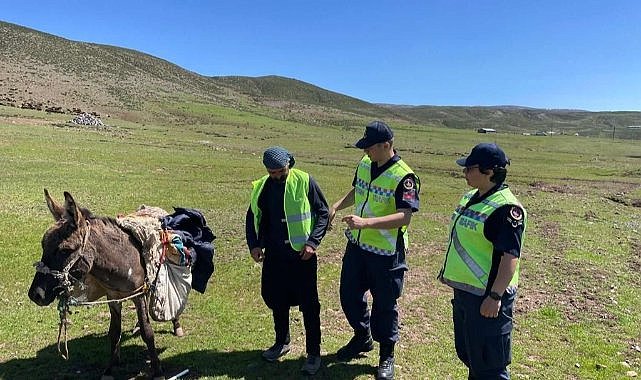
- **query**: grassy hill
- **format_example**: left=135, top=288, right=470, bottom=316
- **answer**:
left=2, top=20, right=641, bottom=138
left=0, top=20, right=396, bottom=127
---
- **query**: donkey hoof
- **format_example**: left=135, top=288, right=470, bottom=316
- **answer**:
left=173, top=326, right=185, bottom=337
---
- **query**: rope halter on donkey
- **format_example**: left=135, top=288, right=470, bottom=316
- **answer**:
left=32, top=219, right=148, bottom=360
left=33, top=220, right=92, bottom=360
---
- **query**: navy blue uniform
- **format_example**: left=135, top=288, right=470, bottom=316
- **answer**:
left=340, top=154, right=419, bottom=348
left=452, top=183, right=524, bottom=380
left=246, top=175, right=328, bottom=355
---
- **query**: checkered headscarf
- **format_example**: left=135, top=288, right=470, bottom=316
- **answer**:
left=262, top=146, right=295, bottom=169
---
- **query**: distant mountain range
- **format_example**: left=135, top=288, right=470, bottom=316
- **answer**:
left=1, top=20, right=640, bottom=139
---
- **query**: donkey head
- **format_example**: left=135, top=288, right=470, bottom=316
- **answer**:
left=28, top=189, right=93, bottom=306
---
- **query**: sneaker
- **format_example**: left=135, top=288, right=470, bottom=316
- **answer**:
left=262, top=343, right=290, bottom=362
left=376, top=357, right=395, bottom=380
left=301, top=354, right=321, bottom=375
left=336, top=334, right=374, bottom=362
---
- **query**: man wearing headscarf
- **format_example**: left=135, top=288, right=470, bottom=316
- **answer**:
left=245, top=146, right=329, bottom=376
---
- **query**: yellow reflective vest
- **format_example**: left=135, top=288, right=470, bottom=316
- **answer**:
left=250, top=168, right=313, bottom=251
left=346, top=156, right=416, bottom=256
left=440, top=187, right=527, bottom=296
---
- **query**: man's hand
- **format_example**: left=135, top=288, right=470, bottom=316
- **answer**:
left=250, top=247, right=264, bottom=263
left=328, top=206, right=337, bottom=231
left=480, top=297, right=501, bottom=318
left=342, top=214, right=368, bottom=229
left=300, top=244, right=316, bottom=260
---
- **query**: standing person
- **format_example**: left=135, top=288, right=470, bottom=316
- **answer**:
left=329, top=121, right=420, bottom=380
left=438, top=142, right=527, bottom=380
left=246, top=146, right=329, bottom=376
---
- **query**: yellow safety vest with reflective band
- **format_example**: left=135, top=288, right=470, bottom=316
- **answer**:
left=250, top=168, right=313, bottom=251
left=440, top=187, right=527, bottom=296
left=346, top=155, right=416, bottom=256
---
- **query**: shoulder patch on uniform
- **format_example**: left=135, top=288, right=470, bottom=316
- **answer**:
left=403, top=177, right=415, bottom=190
left=509, top=206, right=523, bottom=221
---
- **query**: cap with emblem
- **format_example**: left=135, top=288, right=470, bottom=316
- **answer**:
left=355, top=120, right=394, bottom=149
left=456, top=142, right=509, bottom=169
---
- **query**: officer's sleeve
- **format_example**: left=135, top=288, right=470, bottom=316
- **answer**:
left=486, top=205, right=525, bottom=258
left=245, top=206, right=260, bottom=250
left=306, top=176, right=329, bottom=249
left=394, top=174, right=420, bottom=212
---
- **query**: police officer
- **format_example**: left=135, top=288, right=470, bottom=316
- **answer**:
left=245, top=146, right=329, bottom=376
left=330, top=121, right=420, bottom=380
left=438, top=142, right=527, bottom=380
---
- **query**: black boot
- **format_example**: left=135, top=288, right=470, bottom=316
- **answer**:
left=377, top=356, right=395, bottom=379
left=377, top=343, right=395, bottom=379
left=336, top=330, right=374, bottom=362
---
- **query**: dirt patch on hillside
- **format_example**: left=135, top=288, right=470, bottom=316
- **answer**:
left=528, top=179, right=641, bottom=205
left=0, top=115, right=53, bottom=126
left=529, top=181, right=577, bottom=194
left=534, top=221, right=572, bottom=253
left=606, top=194, right=641, bottom=208
left=514, top=218, right=620, bottom=322
left=628, top=239, right=641, bottom=286
left=558, top=273, right=617, bottom=324
left=520, top=266, right=617, bottom=324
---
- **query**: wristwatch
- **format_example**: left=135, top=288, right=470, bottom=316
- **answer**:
left=489, top=291, right=502, bottom=301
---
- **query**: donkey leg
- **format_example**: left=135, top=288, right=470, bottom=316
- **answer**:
left=102, top=301, right=122, bottom=379
left=133, top=296, right=163, bottom=379
left=172, top=317, right=184, bottom=337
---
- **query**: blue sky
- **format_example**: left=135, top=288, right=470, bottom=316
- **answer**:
left=3, top=1, right=641, bottom=111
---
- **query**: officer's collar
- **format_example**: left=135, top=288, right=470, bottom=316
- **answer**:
left=470, top=183, right=507, bottom=204
left=372, top=152, right=400, bottom=170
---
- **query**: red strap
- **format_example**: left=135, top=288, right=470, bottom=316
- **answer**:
left=160, top=229, right=168, bottom=265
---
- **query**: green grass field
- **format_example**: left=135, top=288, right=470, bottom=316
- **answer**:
left=0, top=104, right=640, bottom=379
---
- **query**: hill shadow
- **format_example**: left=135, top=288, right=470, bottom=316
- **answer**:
left=0, top=332, right=376, bottom=379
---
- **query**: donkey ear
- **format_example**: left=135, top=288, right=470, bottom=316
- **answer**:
left=63, top=191, right=84, bottom=227
left=44, top=189, right=65, bottom=221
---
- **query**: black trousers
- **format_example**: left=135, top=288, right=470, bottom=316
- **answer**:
left=452, top=288, right=516, bottom=380
left=339, top=242, right=406, bottom=346
left=261, top=248, right=321, bottom=355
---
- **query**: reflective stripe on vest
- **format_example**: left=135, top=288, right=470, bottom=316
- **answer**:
left=250, top=168, right=312, bottom=251
left=346, top=155, right=415, bottom=256
left=441, top=187, right=527, bottom=295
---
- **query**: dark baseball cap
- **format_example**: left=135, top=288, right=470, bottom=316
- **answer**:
left=355, top=121, right=394, bottom=149
left=456, top=143, right=510, bottom=168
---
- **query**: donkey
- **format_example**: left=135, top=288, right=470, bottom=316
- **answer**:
left=28, top=190, right=164, bottom=379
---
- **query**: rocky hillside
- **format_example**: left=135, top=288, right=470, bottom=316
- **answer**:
left=0, top=20, right=398, bottom=125
left=0, top=21, right=233, bottom=117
